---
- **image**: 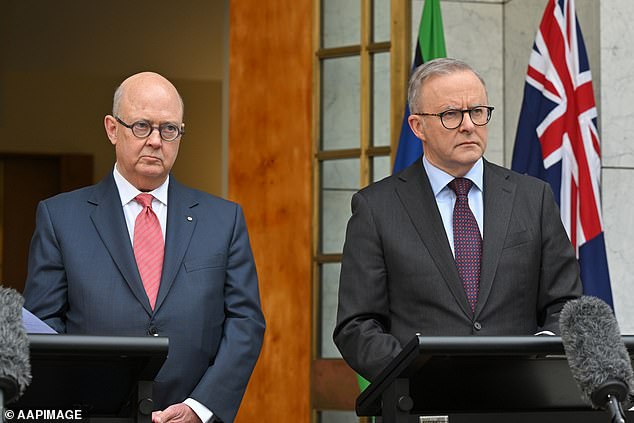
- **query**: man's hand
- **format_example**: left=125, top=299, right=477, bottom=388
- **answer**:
left=152, top=403, right=202, bottom=423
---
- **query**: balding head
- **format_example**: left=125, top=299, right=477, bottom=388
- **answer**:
left=113, top=72, right=184, bottom=119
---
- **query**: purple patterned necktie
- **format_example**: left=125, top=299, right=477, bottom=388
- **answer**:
left=449, top=178, right=481, bottom=312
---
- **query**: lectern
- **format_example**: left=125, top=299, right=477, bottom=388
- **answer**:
left=356, top=335, right=634, bottom=423
left=12, top=334, right=168, bottom=423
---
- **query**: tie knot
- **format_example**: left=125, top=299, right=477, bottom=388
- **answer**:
left=449, top=178, right=473, bottom=197
left=135, top=193, right=154, bottom=209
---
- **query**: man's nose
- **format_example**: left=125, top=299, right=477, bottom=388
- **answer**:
left=459, top=110, right=476, bottom=131
left=145, top=128, right=163, bottom=147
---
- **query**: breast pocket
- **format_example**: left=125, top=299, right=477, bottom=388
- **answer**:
left=502, top=228, right=532, bottom=250
left=184, top=254, right=226, bottom=272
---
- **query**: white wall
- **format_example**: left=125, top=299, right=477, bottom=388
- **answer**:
left=599, top=0, right=634, bottom=333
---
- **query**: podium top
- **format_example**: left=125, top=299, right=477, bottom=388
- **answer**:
left=356, top=335, right=634, bottom=416
left=28, top=333, right=169, bottom=356
left=15, top=334, right=169, bottom=416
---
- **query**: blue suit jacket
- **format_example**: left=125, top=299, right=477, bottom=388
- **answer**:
left=23, top=174, right=265, bottom=423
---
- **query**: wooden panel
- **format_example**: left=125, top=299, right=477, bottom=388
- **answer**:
left=1, top=154, right=93, bottom=292
left=60, top=155, right=94, bottom=192
left=312, top=359, right=359, bottom=411
left=2, top=158, right=59, bottom=292
left=229, top=1, right=313, bottom=423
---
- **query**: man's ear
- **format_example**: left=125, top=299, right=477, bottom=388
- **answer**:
left=104, top=115, right=118, bottom=145
left=407, top=115, right=426, bottom=141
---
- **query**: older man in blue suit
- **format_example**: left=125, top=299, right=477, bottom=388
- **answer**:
left=23, top=72, right=265, bottom=423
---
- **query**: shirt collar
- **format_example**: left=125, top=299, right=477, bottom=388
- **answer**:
left=113, top=164, right=169, bottom=206
left=422, top=155, right=484, bottom=196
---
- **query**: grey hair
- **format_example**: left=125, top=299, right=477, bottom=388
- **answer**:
left=112, top=78, right=185, bottom=117
left=112, top=83, right=124, bottom=116
left=407, top=58, right=487, bottom=113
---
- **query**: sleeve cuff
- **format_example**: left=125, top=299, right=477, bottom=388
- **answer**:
left=184, top=398, right=214, bottom=423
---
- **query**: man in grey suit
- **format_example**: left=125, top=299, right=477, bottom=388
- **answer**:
left=334, top=58, right=582, bottom=382
left=24, top=72, right=265, bottom=423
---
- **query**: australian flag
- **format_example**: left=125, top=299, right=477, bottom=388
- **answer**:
left=512, top=0, right=613, bottom=307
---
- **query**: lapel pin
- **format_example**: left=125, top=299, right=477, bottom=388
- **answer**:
left=187, top=216, right=193, bottom=222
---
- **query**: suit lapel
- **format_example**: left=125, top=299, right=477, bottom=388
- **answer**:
left=89, top=175, right=153, bottom=315
left=394, top=161, right=473, bottom=318
left=476, top=161, right=516, bottom=316
left=154, top=178, right=198, bottom=311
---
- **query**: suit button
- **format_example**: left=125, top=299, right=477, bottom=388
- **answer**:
left=473, top=321, right=482, bottom=331
left=148, top=326, right=159, bottom=336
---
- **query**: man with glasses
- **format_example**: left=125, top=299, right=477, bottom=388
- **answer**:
left=24, top=72, right=265, bottom=423
left=334, top=58, right=582, bottom=382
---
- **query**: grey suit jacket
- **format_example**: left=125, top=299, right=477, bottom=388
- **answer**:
left=23, top=174, right=265, bottom=423
left=333, top=158, right=582, bottom=381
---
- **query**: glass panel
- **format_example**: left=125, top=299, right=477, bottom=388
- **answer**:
left=322, top=158, right=360, bottom=190
left=322, top=56, right=361, bottom=150
left=322, top=0, right=360, bottom=48
left=372, top=155, right=391, bottom=183
left=372, top=52, right=390, bottom=147
left=320, top=262, right=342, bottom=358
left=321, top=189, right=355, bottom=254
left=318, top=410, right=359, bottom=423
left=321, top=159, right=359, bottom=254
left=372, top=0, right=390, bottom=42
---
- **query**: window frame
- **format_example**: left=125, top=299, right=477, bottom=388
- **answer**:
left=311, top=0, right=411, bottom=420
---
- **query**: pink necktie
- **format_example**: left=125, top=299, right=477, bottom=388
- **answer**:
left=449, top=178, right=482, bottom=312
left=133, top=193, right=164, bottom=309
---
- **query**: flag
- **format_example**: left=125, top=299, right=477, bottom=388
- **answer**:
left=392, top=0, right=446, bottom=173
left=511, top=0, right=613, bottom=307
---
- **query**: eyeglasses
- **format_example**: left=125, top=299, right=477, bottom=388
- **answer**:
left=115, top=116, right=185, bottom=142
left=412, top=106, right=494, bottom=130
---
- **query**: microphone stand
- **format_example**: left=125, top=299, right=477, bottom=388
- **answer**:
left=606, top=394, right=626, bottom=423
left=592, top=380, right=629, bottom=423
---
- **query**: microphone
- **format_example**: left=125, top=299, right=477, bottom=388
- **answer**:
left=0, top=287, right=32, bottom=409
left=560, top=296, right=634, bottom=423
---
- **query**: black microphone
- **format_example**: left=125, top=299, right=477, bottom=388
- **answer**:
left=560, top=296, right=634, bottom=423
left=0, top=287, right=32, bottom=409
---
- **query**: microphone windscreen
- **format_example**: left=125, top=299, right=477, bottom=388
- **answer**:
left=0, top=287, right=32, bottom=402
left=560, top=296, right=634, bottom=407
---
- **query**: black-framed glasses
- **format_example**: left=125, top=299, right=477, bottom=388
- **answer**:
left=115, top=116, right=185, bottom=142
left=412, top=106, right=494, bottom=130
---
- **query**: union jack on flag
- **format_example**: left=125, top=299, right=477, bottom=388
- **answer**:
left=511, top=0, right=614, bottom=307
